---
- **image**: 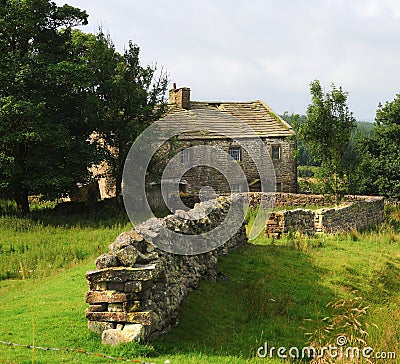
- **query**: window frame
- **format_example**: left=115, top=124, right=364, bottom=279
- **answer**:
left=276, top=182, right=283, bottom=192
left=229, top=146, right=241, bottom=161
left=271, top=145, right=281, bottom=160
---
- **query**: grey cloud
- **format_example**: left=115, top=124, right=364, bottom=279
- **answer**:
left=54, top=0, right=400, bottom=120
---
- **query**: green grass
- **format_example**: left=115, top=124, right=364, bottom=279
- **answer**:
left=0, top=201, right=399, bottom=363
left=0, top=199, right=131, bottom=281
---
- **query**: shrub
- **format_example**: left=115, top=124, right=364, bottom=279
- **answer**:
left=298, top=165, right=320, bottom=178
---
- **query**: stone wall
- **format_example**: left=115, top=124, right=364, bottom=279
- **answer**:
left=85, top=193, right=385, bottom=345
left=262, top=138, right=297, bottom=193
left=85, top=196, right=247, bottom=345
left=263, top=195, right=384, bottom=237
left=265, top=209, right=315, bottom=238
left=314, top=196, right=385, bottom=234
left=283, top=209, right=316, bottom=235
left=248, top=192, right=333, bottom=208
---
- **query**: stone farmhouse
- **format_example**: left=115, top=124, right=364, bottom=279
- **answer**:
left=155, top=86, right=298, bottom=195
left=89, top=85, right=297, bottom=201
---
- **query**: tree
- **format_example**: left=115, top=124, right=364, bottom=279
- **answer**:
left=295, top=80, right=357, bottom=202
left=358, top=95, right=400, bottom=198
left=88, top=33, right=169, bottom=197
left=282, top=112, right=320, bottom=166
left=0, top=0, right=97, bottom=214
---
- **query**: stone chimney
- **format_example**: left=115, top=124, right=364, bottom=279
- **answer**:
left=169, top=84, right=191, bottom=109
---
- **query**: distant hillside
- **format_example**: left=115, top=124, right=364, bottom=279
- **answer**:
left=280, top=114, right=374, bottom=135
left=356, top=120, right=374, bottom=136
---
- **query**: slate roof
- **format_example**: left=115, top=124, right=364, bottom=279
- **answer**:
left=160, top=100, right=294, bottom=140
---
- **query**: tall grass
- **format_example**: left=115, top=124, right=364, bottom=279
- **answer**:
left=385, top=203, right=400, bottom=232
left=0, top=199, right=131, bottom=280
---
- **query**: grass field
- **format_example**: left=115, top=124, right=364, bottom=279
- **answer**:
left=0, top=200, right=399, bottom=363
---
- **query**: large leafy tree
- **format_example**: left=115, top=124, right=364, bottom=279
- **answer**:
left=296, top=80, right=357, bottom=202
left=87, top=33, right=169, bottom=197
left=0, top=0, right=98, bottom=214
left=358, top=95, right=400, bottom=198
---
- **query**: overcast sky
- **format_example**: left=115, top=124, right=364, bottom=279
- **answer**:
left=55, top=0, right=400, bottom=121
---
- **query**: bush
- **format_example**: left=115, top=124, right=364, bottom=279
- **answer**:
left=385, top=203, right=400, bottom=232
left=298, top=165, right=319, bottom=178
left=298, top=179, right=322, bottom=194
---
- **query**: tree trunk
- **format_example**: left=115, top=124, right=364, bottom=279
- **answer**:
left=14, top=143, right=30, bottom=215
left=114, top=140, right=125, bottom=201
left=115, top=169, right=122, bottom=198
left=15, top=187, right=30, bottom=215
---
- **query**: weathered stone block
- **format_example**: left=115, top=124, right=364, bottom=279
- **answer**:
left=123, top=301, right=141, bottom=312
left=126, top=311, right=158, bottom=326
left=136, top=251, right=159, bottom=264
left=86, top=310, right=158, bottom=327
left=101, top=324, right=145, bottom=345
left=109, top=231, right=143, bottom=254
left=89, top=303, right=107, bottom=312
left=124, top=280, right=151, bottom=293
left=85, top=290, right=136, bottom=304
left=95, top=253, right=120, bottom=269
left=108, top=303, right=124, bottom=312
left=88, top=281, right=107, bottom=291
left=86, top=311, right=126, bottom=322
left=123, top=323, right=145, bottom=341
left=115, top=245, right=139, bottom=267
left=85, top=266, right=158, bottom=283
left=88, top=320, right=114, bottom=335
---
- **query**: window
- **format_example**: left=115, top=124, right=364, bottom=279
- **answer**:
left=229, top=146, right=241, bottom=161
left=180, top=148, right=189, bottom=163
left=271, top=145, right=281, bottom=160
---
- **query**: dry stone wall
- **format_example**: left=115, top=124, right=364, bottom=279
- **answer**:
left=263, top=195, right=384, bottom=237
left=247, top=192, right=333, bottom=208
left=85, top=196, right=247, bottom=345
left=314, top=196, right=384, bottom=234
left=85, top=193, right=384, bottom=345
